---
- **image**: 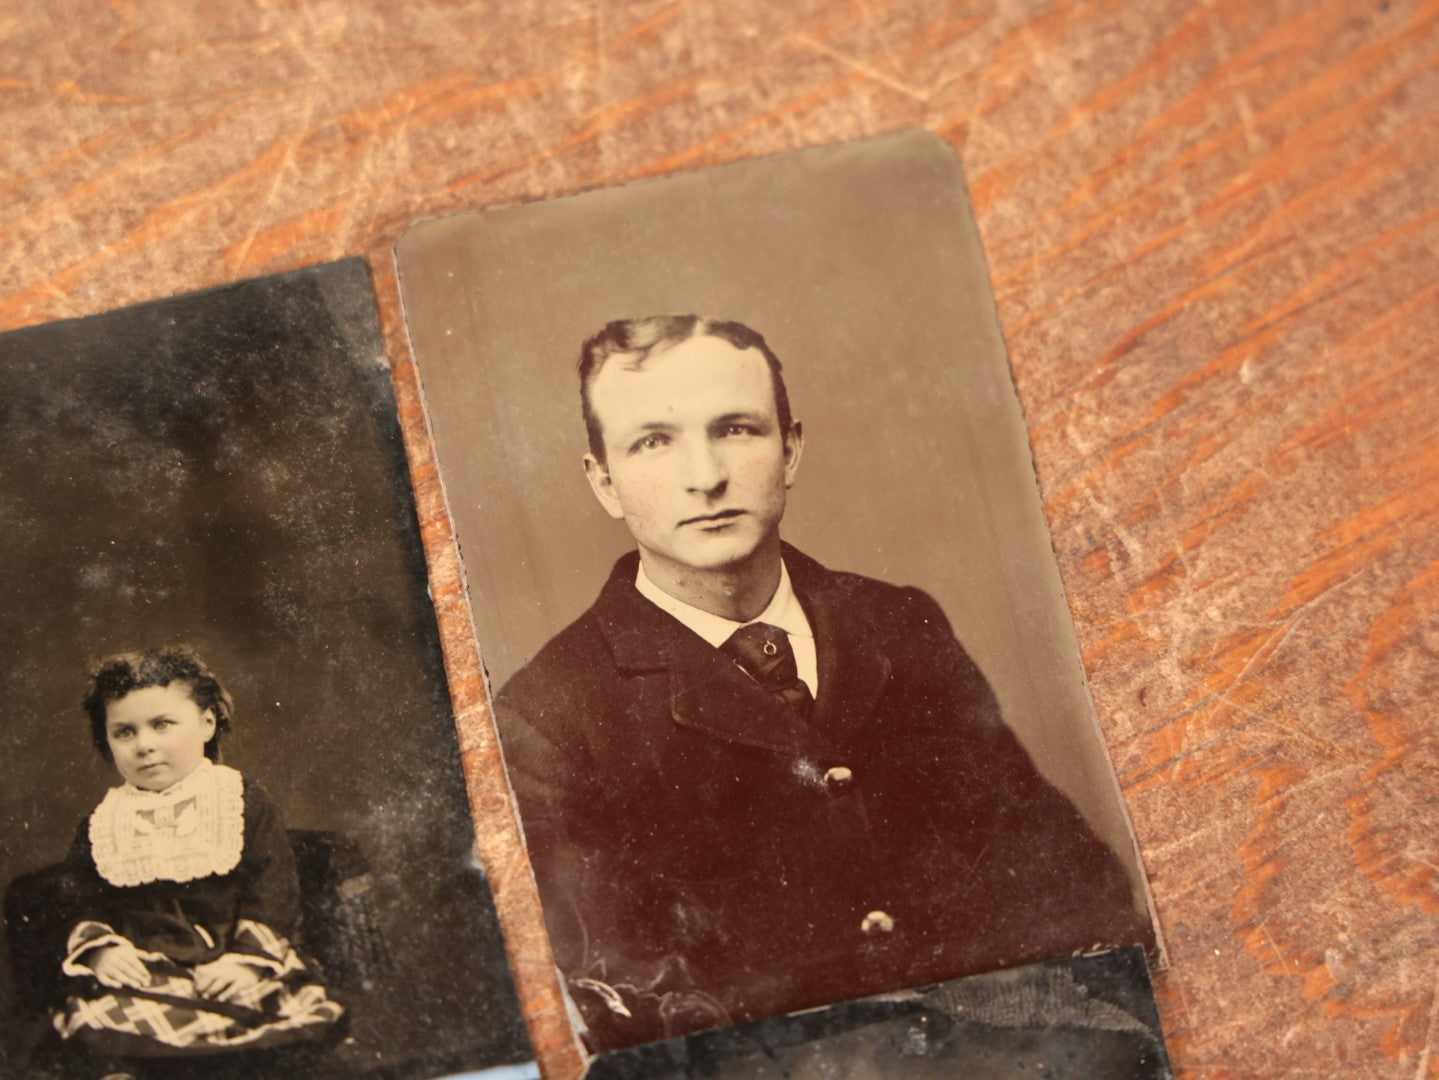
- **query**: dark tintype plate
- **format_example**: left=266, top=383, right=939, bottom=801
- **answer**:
left=396, top=130, right=1160, bottom=1057
left=0, top=260, right=535, bottom=1079
left=588, top=946, right=1171, bottom=1079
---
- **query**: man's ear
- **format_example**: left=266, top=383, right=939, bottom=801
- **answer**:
left=782, top=421, right=804, bottom=489
left=583, top=453, right=627, bottom=520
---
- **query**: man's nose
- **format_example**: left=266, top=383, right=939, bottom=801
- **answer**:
left=683, top=440, right=728, bottom=495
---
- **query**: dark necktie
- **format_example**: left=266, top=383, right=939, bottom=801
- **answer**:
left=721, top=622, right=813, bottom=716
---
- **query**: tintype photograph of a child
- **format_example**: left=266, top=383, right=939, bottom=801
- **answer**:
left=15, top=646, right=345, bottom=1077
left=0, top=261, right=534, bottom=1079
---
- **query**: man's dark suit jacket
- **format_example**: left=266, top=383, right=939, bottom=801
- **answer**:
left=495, top=544, right=1152, bottom=1051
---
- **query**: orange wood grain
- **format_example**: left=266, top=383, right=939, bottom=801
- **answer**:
left=2, top=1, right=1436, bottom=1075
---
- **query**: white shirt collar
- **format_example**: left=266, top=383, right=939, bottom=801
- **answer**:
left=634, top=558, right=818, bottom=695
left=635, top=559, right=812, bottom=647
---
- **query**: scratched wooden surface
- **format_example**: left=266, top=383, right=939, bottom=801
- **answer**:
left=3, top=1, right=1436, bottom=1075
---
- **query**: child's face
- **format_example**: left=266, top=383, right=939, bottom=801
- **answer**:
left=104, top=682, right=216, bottom=791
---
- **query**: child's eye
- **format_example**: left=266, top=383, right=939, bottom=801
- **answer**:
left=109, top=728, right=134, bottom=740
left=153, top=719, right=175, bottom=729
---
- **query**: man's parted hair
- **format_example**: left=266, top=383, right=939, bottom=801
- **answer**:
left=82, top=645, right=234, bottom=763
left=578, top=316, right=794, bottom=463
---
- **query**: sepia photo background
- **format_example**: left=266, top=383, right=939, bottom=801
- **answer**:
left=0, top=260, right=532, bottom=1075
left=396, top=130, right=1152, bottom=917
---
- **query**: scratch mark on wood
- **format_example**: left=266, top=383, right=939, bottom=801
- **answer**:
left=1206, top=569, right=1367, bottom=727
left=229, top=90, right=318, bottom=273
left=792, top=33, right=927, bottom=103
left=1257, top=919, right=1289, bottom=973
left=852, top=0, right=906, bottom=91
left=592, top=0, right=606, bottom=180
left=358, top=97, right=415, bottom=238
left=1416, top=964, right=1439, bottom=1080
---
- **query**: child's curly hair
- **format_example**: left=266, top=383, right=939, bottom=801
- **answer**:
left=82, top=645, right=234, bottom=762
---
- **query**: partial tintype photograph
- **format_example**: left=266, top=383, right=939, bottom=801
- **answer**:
left=396, top=131, right=1157, bottom=1054
left=0, top=261, right=535, bottom=1079
left=586, top=946, right=1172, bottom=1080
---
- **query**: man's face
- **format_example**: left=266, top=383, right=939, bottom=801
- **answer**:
left=584, top=333, right=803, bottom=582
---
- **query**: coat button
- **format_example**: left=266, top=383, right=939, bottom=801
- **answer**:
left=861, top=910, right=895, bottom=935
left=823, top=765, right=853, bottom=786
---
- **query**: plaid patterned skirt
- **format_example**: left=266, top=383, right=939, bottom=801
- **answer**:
left=55, top=939, right=343, bottom=1055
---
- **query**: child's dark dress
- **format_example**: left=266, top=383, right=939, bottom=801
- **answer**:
left=52, top=760, right=343, bottom=1057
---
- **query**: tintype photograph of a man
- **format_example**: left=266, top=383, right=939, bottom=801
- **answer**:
left=495, top=314, right=1153, bottom=1051
left=396, top=131, right=1159, bottom=1056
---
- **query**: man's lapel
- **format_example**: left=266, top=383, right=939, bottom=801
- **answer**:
left=784, top=544, right=893, bottom=748
left=592, top=546, right=895, bottom=754
left=666, top=633, right=818, bottom=754
left=594, top=552, right=816, bottom=755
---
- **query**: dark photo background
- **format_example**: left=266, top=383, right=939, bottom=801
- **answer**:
left=0, top=260, right=532, bottom=1075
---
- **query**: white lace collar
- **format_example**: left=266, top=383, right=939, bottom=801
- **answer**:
left=89, top=759, right=245, bottom=887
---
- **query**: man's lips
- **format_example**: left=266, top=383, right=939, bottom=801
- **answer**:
left=680, top=509, right=745, bottom=526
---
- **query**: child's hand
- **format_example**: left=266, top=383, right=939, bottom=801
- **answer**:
left=90, top=943, right=150, bottom=989
left=193, top=955, right=262, bottom=1001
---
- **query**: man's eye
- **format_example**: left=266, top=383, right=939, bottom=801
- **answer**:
left=632, top=434, right=669, bottom=453
left=722, top=424, right=756, bottom=437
